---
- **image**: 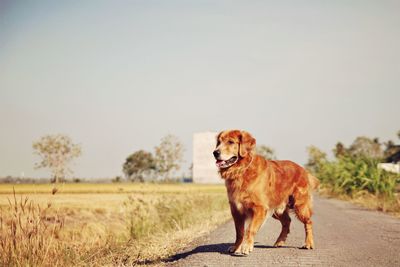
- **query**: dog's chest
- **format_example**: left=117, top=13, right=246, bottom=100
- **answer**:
left=226, top=182, right=249, bottom=213
left=229, top=192, right=244, bottom=212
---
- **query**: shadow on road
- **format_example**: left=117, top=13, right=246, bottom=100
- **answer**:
left=164, top=243, right=232, bottom=263
left=163, top=242, right=299, bottom=263
left=132, top=243, right=233, bottom=265
left=254, top=244, right=297, bottom=249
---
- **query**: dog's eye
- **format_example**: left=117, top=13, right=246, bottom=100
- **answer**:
left=228, top=140, right=235, bottom=144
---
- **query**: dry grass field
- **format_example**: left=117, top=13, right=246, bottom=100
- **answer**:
left=0, top=183, right=230, bottom=266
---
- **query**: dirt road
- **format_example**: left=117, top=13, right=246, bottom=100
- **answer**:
left=167, top=195, right=400, bottom=266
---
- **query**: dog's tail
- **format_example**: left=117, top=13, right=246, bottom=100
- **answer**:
left=307, top=173, right=320, bottom=191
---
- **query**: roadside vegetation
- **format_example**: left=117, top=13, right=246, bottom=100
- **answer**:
left=0, top=184, right=230, bottom=266
left=307, top=132, right=400, bottom=215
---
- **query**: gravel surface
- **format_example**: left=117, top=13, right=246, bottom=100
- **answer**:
left=166, top=195, right=400, bottom=267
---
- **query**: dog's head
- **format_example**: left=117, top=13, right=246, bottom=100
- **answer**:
left=213, top=130, right=256, bottom=169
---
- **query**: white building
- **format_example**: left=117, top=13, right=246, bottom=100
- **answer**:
left=378, top=163, right=400, bottom=174
left=192, top=132, right=222, bottom=184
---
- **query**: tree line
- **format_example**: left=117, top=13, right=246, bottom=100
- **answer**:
left=20, top=130, right=400, bottom=188
left=29, top=134, right=184, bottom=183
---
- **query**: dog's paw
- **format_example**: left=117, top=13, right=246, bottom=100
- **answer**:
left=239, top=242, right=253, bottom=255
left=274, top=240, right=285, bottom=247
left=301, top=243, right=314, bottom=249
left=228, top=245, right=241, bottom=254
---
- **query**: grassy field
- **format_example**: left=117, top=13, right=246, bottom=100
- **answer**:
left=0, top=183, right=230, bottom=266
left=0, top=183, right=226, bottom=194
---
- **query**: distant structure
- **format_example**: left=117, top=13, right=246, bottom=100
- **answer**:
left=192, top=132, right=222, bottom=184
left=378, top=163, right=400, bottom=174
left=378, top=145, right=400, bottom=174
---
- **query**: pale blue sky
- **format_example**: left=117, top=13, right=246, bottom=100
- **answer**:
left=1, top=0, right=399, bottom=178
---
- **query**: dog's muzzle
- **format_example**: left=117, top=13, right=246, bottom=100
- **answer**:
left=215, top=156, right=238, bottom=169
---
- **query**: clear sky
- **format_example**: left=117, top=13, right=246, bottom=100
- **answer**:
left=1, top=0, right=399, bottom=179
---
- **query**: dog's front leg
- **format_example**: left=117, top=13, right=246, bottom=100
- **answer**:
left=240, top=206, right=266, bottom=255
left=228, top=204, right=246, bottom=254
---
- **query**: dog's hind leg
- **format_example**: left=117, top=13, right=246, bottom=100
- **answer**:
left=294, top=197, right=315, bottom=249
left=272, top=208, right=291, bottom=247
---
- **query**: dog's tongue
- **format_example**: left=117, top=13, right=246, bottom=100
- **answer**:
left=216, top=160, right=225, bottom=168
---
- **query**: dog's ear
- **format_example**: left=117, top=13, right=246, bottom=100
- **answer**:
left=239, top=131, right=256, bottom=157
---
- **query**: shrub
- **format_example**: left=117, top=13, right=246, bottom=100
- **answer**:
left=312, top=155, right=399, bottom=199
left=123, top=193, right=228, bottom=240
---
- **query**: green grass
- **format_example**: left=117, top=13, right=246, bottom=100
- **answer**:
left=315, top=156, right=399, bottom=197
left=311, top=155, right=400, bottom=213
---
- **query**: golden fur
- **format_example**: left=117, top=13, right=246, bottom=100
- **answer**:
left=214, top=130, right=320, bottom=255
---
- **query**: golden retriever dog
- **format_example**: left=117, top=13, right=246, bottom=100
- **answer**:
left=213, top=130, right=320, bottom=256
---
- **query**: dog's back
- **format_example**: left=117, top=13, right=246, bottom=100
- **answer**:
left=265, top=159, right=318, bottom=202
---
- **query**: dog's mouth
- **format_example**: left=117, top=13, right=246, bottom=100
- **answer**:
left=216, top=156, right=238, bottom=169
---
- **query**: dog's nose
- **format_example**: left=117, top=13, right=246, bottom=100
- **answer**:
left=213, top=150, right=221, bottom=159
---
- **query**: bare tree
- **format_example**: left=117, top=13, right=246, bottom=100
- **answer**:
left=154, top=134, right=184, bottom=180
left=33, top=134, right=81, bottom=184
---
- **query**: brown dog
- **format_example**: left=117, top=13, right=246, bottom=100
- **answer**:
left=213, top=130, right=319, bottom=255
